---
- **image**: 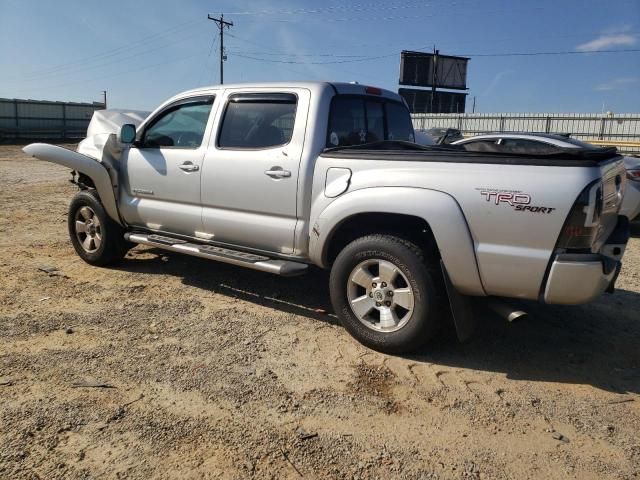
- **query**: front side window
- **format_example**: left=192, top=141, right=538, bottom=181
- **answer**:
left=218, top=93, right=297, bottom=149
left=141, top=96, right=214, bottom=148
left=327, top=96, right=414, bottom=147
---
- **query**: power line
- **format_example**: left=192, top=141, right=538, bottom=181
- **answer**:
left=198, top=35, right=219, bottom=86
left=459, top=48, right=640, bottom=57
left=226, top=48, right=370, bottom=58
left=225, top=0, right=637, bottom=21
left=8, top=28, right=209, bottom=85
left=231, top=51, right=395, bottom=65
left=226, top=30, right=640, bottom=61
left=10, top=53, right=203, bottom=97
left=231, top=48, right=640, bottom=66
left=4, top=18, right=204, bottom=81
left=225, top=1, right=441, bottom=16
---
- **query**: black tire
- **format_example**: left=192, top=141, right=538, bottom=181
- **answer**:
left=329, top=234, right=443, bottom=354
left=68, top=190, right=129, bottom=266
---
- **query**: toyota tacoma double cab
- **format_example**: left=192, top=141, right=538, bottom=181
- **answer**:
left=23, top=81, right=630, bottom=353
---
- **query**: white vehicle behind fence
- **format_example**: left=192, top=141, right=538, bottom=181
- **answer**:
left=22, top=82, right=630, bottom=353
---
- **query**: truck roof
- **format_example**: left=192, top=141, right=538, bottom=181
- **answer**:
left=175, top=81, right=403, bottom=103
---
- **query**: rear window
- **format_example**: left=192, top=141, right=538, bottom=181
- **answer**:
left=327, top=96, right=414, bottom=147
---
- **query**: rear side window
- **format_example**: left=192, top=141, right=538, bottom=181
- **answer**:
left=218, top=93, right=297, bottom=149
left=327, top=96, right=414, bottom=147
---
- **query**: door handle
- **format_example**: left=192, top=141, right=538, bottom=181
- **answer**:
left=179, top=162, right=199, bottom=172
left=264, top=167, right=291, bottom=179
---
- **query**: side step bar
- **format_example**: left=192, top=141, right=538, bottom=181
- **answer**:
left=125, top=233, right=308, bottom=277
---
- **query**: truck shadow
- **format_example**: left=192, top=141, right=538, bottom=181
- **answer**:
left=408, top=291, right=640, bottom=394
left=117, top=248, right=640, bottom=394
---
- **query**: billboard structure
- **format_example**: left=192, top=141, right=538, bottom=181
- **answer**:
left=398, top=50, right=469, bottom=113
left=398, top=89, right=467, bottom=114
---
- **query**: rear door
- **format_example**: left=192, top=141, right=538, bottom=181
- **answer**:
left=200, top=89, right=310, bottom=254
left=119, top=95, right=216, bottom=236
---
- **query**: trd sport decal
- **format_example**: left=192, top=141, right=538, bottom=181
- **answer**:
left=476, top=188, right=556, bottom=214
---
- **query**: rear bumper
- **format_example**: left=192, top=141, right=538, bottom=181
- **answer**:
left=544, top=216, right=629, bottom=305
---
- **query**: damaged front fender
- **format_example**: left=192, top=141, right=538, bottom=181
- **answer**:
left=22, top=143, right=122, bottom=225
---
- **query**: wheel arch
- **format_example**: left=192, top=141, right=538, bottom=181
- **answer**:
left=22, top=143, right=122, bottom=225
left=310, top=187, right=485, bottom=296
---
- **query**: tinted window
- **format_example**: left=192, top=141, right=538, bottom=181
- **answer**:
left=218, top=93, right=297, bottom=149
left=366, top=101, right=385, bottom=143
left=498, top=138, right=556, bottom=155
left=327, top=97, right=366, bottom=147
left=461, top=140, right=498, bottom=152
left=385, top=102, right=414, bottom=142
left=327, top=96, right=414, bottom=147
left=142, top=97, right=214, bottom=148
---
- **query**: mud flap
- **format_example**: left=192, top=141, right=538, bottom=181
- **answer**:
left=605, top=261, right=622, bottom=294
left=440, top=260, right=477, bottom=342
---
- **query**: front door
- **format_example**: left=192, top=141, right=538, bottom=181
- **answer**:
left=119, top=95, right=216, bottom=237
left=200, top=89, right=309, bottom=254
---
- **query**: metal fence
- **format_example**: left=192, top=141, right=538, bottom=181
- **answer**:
left=0, top=98, right=105, bottom=142
left=411, top=112, right=640, bottom=155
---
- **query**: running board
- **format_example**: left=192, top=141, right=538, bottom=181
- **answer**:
left=125, top=233, right=308, bottom=277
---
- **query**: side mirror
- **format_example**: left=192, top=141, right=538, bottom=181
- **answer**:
left=119, top=124, right=136, bottom=144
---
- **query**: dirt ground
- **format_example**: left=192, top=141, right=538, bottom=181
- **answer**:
left=0, top=144, right=639, bottom=480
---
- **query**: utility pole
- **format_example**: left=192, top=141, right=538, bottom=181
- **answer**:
left=472, top=96, right=476, bottom=113
left=102, top=90, right=107, bottom=109
left=430, top=47, right=439, bottom=113
left=207, top=14, right=233, bottom=84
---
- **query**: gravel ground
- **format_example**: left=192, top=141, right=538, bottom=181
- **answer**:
left=1, top=144, right=639, bottom=479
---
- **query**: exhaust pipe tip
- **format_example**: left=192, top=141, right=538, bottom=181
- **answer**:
left=505, top=310, right=528, bottom=322
left=487, top=299, right=528, bottom=323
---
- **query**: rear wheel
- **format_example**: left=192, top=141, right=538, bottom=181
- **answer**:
left=330, top=234, right=443, bottom=353
left=68, top=190, right=129, bottom=266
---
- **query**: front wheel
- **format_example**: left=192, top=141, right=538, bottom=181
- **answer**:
left=329, top=234, right=443, bottom=354
left=68, top=190, right=129, bottom=266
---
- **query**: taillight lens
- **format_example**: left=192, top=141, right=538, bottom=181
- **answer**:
left=627, top=169, right=640, bottom=182
left=556, top=181, right=603, bottom=251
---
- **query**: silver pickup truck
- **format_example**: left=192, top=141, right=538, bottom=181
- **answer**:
left=23, top=82, right=630, bottom=353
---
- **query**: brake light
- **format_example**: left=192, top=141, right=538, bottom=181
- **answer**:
left=627, top=169, right=640, bottom=182
left=365, top=86, right=382, bottom=95
left=556, top=181, right=604, bottom=251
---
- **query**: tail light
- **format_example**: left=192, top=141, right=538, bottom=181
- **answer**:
left=556, top=181, right=603, bottom=251
left=627, top=169, right=640, bottom=182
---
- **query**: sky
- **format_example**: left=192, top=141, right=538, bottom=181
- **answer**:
left=0, top=0, right=639, bottom=113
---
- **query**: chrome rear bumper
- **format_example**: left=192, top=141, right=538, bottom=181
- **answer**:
left=544, top=216, right=629, bottom=305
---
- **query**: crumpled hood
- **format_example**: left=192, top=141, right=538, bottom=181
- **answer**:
left=77, top=109, right=150, bottom=161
